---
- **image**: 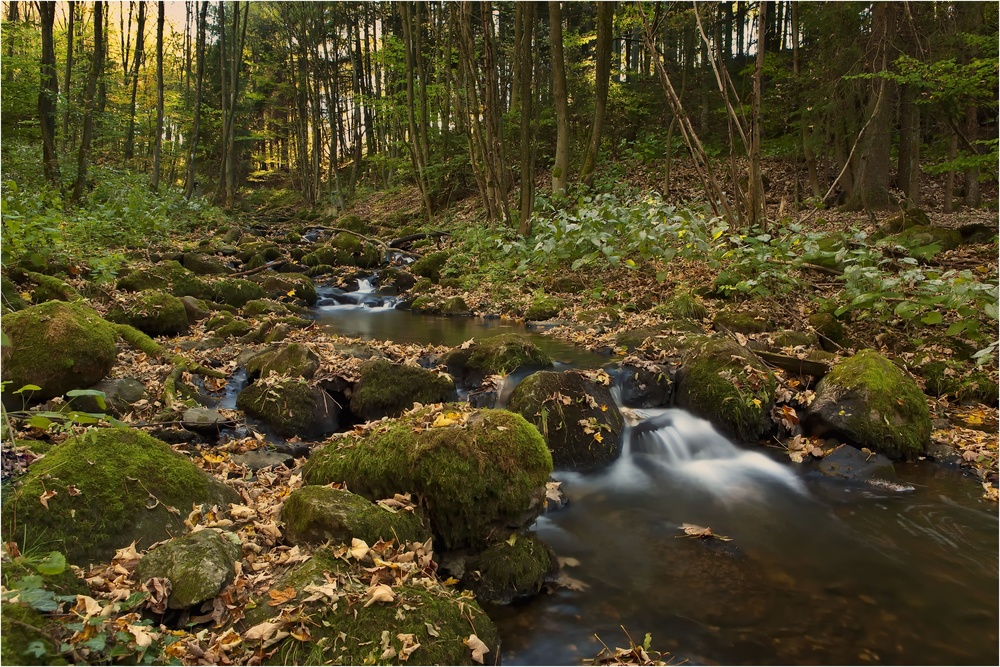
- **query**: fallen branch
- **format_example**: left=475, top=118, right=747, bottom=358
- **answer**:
left=755, top=350, right=831, bottom=378
left=388, top=231, right=450, bottom=249
left=115, top=324, right=225, bottom=379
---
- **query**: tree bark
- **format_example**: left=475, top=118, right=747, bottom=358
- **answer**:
left=60, top=1, right=75, bottom=154
left=579, top=1, right=614, bottom=188
left=39, top=2, right=61, bottom=185
left=124, top=0, right=146, bottom=161
left=549, top=1, right=569, bottom=195
left=72, top=1, right=105, bottom=201
left=151, top=1, right=165, bottom=191
left=184, top=1, right=208, bottom=198
left=516, top=2, right=537, bottom=234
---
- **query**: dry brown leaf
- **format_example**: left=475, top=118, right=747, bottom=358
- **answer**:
left=267, top=586, right=297, bottom=606
left=363, top=583, right=395, bottom=607
left=465, top=634, right=490, bottom=664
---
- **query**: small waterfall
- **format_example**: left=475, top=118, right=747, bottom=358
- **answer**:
left=356, top=277, right=376, bottom=293
left=315, top=276, right=399, bottom=311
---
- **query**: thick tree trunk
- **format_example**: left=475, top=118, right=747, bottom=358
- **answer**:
left=549, top=1, right=569, bottom=195
left=72, top=2, right=105, bottom=201
left=124, top=1, right=145, bottom=161
left=579, top=1, right=613, bottom=188
left=151, top=1, right=165, bottom=191
left=39, top=2, right=61, bottom=185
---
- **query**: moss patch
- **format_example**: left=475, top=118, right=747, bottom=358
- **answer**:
left=305, top=406, right=552, bottom=550
left=524, top=293, right=567, bottom=321
left=116, top=260, right=210, bottom=299
left=654, top=290, right=708, bottom=320
left=134, top=529, right=241, bottom=609
left=350, top=359, right=457, bottom=421
left=281, top=486, right=429, bottom=547
left=1, top=301, right=118, bottom=400
left=442, top=334, right=553, bottom=384
left=245, top=343, right=320, bottom=380
left=411, top=251, right=449, bottom=282
left=261, top=273, right=317, bottom=305
left=236, top=378, right=336, bottom=439
left=211, top=278, right=266, bottom=308
left=106, top=290, right=189, bottom=336
left=465, top=534, right=555, bottom=604
left=713, top=310, right=773, bottom=334
left=1, top=603, right=66, bottom=665
left=241, top=299, right=291, bottom=317
left=0, top=428, right=238, bottom=567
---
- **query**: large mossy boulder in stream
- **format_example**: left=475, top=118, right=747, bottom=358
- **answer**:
left=260, top=272, right=317, bottom=305
left=305, top=406, right=552, bottom=550
left=0, top=428, right=238, bottom=567
left=674, top=336, right=777, bottom=443
left=1, top=301, right=118, bottom=401
left=807, top=349, right=931, bottom=460
left=281, top=485, right=429, bottom=547
left=237, top=378, right=338, bottom=439
left=507, top=370, right=624, bottom=471
left=133, top=529, right=242, bottom=610
left=245, top=343, right=320, bottom=381
left=303, top=234, right=381, bottom=269
left=462, top=534, right=556, bottom=605
left=116, top=260, right=211, bottom=299
left=105, top=289, right=189, bottom=336
left=441, top=333, right=553, bottom=386
left=350, top=359, right=457, bottom=422
left=241, top=547, right=500, bottom=666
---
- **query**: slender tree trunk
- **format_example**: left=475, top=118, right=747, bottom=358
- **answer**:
left=124, top=0, right=146, bottom=161
left=748, top=0, right=767, bottom=228
left=897, top=83, right=920, bottom=203
left=579, top=1, right=613, bottom=188
left=185, top=1, right=208, bottom=198
left=791, top=2, right=820, bottom=199
left=400, top=1, right=433, bottom=218
left=39, top=2, right=61, bottom=184
left=517, top=2, right=536, bottom=234
left=944, top=133, right=957, bottom=213
left=549, top=1, right=569, bottom=195
left=963, top=105, right=981, bottom=207
left=151, top=1, right=165, bottom=191
left=72, top=1, right=105, bottom=201
left=61, top=1, right=75, bottom=154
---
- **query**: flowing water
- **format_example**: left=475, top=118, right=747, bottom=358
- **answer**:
left=312, top=277, right=999, bottom=665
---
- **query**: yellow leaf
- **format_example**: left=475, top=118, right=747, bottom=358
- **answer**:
left=441, top=576, right=460, bottom=586
left=203, top=452, right=227, bottom=464
left=751, top=398, right=762, bottom=408
left=267, top=586, right=297, bottom=606
left=432, top=413, right=458, bottom=428
left=506, top=534, right=517, bottom=547
left=594, top=432, right=604, bottom=443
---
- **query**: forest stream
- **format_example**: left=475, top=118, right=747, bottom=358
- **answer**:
left=309, top=277, right=1000, bottom=666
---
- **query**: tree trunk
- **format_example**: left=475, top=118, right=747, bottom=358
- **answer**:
left=963, top=105, right=981, bottom=207
left=897, top=83, right=920, bottom=203
left=184, top=1, right=208, bottom=198
left=400, top=1, right=434, bottom=218
left=124, top=0, right=146, bottom=161
left=517, top=2, right=536, bottom=234
left=791, top=2, right=820, bottom=199
left=151, top=1, right=165, bottom=191
left=61, top=1, right=75, bottom=154
left=549, top=1, right=569, bottom=195
left=579, top=1, right=613, bottom=188
left=72, top=1, right=105, bottom=201
left=748, top=0, right=767, bottom=227
left=39, top=2, right=61, bottom=185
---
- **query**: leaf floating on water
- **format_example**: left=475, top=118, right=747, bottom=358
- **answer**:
left=679, top=523, right=733, bottom=541
left=555, top=571, right=590, bottom=591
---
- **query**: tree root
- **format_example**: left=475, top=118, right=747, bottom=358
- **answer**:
left=24, top=270, right=82, bottom=301
left=114, top=324, right=226, bottom=379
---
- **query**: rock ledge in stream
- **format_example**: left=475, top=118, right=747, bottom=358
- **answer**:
left=441, top=333, right=553, bottom=386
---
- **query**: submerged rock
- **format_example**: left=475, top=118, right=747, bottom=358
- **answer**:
left=0, top=428, right=239, bottom=566
left=1, top=301, right=118, bottom=401
left=134, top=529, right=241, bottom=609
left=350, top=359, right=457, bottom=422
left=304, top=406, right=552, bottom=550
left=807, top=349, right=931, bottom=460
left=507, top=370, right=624, bottom=471
left=281, top=485, right=429, bottom=547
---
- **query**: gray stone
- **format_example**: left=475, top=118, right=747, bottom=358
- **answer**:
left=182, top=407, right=234, bottom=434
left=71, top=378, right=148, bottom=416
left=817, top=444, right=895, bottom=481
left=232, top=449, right=295, bottom=471
left=179, top=296, right=210, bottom=323
left=134, top=529, right=242, bottom=609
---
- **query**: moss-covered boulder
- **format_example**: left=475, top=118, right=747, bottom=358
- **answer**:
left=260, top=272, right=317, bottom=305
left=886, top=225, right=963, bottom=256
left=441, top=334, right=552, bottom=387
left=281, top=486, right=429, bottom=547
left=211, top=278, right=266, bottom=308
left=615, top=323, right=702, bottom=352
left=921, top=360, right=999, bottom=405
left=204, top=311, right=252, bottom=339
left=713, top=310, right=773, bottom=334
left=245, top=343, right=320, bottom=381
left=507, top=370, right=624, bottom=471
left=654, top=290, right=708, bottom=320
left=241, top=298, right=291, bottom=318
left=674, top=336, right=777, bottom=443
left=179, top=296, right=210, bottom=323
left=807, top=349, right=931, bottom=460
left=409, top=296, right=440, bottom=314
left=116, top=260, right=210, bottom=299
left=440, top=296, right=470, bottom=316
left=1, top=603, right=66, bottom=666
left=463, top=534, right=556, bottom=605
left=771, top=329, right=819, bottom=349
left=305, top=406, right=552, bottom=550
left=106, top=290, right=189, bottom=336
left=303, top=235, right=381, bottom=269
left=350, top=360, right=457, bottom=422
left=380, top=267, right=417, bottom=293
left=411, top=251, right=449, bottom=282
left=236, top=378, right=338, bottom=439
left=0, top=428, right=239, bottom=566
left=182, top=252, right=232, bottom=275
left=525, top=293, right=567, bottom=321
left=134, top=529, right=241, bottom=609
left=1, top=274, right=27, bottom=312
left=243, top=548, right=500, bottom=666
left=1, top=301, right=118, bottom=401
left=236, top=240, right=281, bottom=263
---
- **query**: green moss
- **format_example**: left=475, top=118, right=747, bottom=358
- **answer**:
left=245, top=343, right=319, bottom=380
left=242, top=299, right=291, bottom=317
left=211, top=278, right=266, bottom=308
left=507, top=370, right=625, bottom=471
left=1, top=301, right=118, bottom=400
left=577, top=307, right=621, bottom=324
left=305, top=407, right=552, bottom=550
left=466, top=535, right=555, bottom=604
left=236, top=378, right=328, bottom=438
left=411, top=278, right=434, bottom=294
left=237, top=241, right=281, bottom=263
left=1, top=275, right=27, bottom=312
left=0, top=428, right=238, bottom=567
left=809, top=312, right=846, bottom=350
left=615, top=324, right=700, bottom=352
left=887, top=225, right=963, bottom=254
left=2, top=558, right=88, bottom=596
left=305, top=235, right=381, bottom=269
left=350, top=359, right=457, bottom=421
left=336, top=214, right=369, bottom=234
left=713, top=310, right=772, bottom=334
left=411, top=251, right=449, bottom=282
left=772, top=329, right=818, bottom=348
left=305, top=263, right=335, bottom=277
left=814, top=349, right=931, bottom=459
left=442, top=333, right=552, bottom=380
left=116, top=260, right=210, bottom=299
left=675, top=336, right=777, bottom=443
left=281, top=486, right=429, bottom=547
left=654, top=290, right=708, bottom=320
left=440, top=296, right=469, bottom=316
left=216, top=320, right=253, bottom=339
left=106, top=290, right=189, bottom=336
left=134, top=530, right=241, bottom=609
left=410, top=296, right=438, bottom=314
left=261, top=273, right=317, bottom=305
left=1, top=603, right=66, bottom=665
left=182, top=252, right=231, bottom=275
left=525, top=293, right=566, bottom=321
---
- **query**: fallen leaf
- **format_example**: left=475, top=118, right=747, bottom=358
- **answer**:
left=465, top=634, right=490, bottom=664
left=349, top=537, right=369, bottom=560
left=267, top=586, right=297, bottom=607
left=364, top=583, right=395, bottom=607
left=39, top=489, right=57, bottom=509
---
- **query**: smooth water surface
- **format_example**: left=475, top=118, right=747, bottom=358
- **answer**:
left=311, top=281, right=1000, bottom=665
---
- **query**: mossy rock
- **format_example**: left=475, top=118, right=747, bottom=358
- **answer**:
left=807, top=349, right=931, bottom=460
left=872, top=207, right=931, bottom=239
left=245, top=343, right=320, bottom=381
left=507, top=370, right=624, bottom=471
left=464, top=534, right=556, bottom=605
left=205, top=312, right=253, bottom=339
left=577, top=307, right=621, bottom=324
left=411, top=251, right=449, bottom=282
left=336, top=214, right=369, bottom=234
left=1, top=603, right=67, bottom=665
left=654, top=291, right=708, bottom=320
left=306, top=235, right=381, bottom=269
left=674, top=336, right=777, bottom=443
left=1, top=274, right=27, bottom=312
left=68, top=377, right=147, bottom=416
left=411, top=278, right=434, bottom=294
left=918, top=360, right=998, bottom=406
left=134, top=529, right=241, bottom=609
left=772, top=329, right=819, bottom=349
left=441, top=333, right=552, bottom=387
left=241, top=299, right=291, bottom=318
left=305, top=263, right=335, bottom=277
left=281, top=486, right=429, bottom=547
left=1, top=301, right=118, bottom=401
left=179, top=296, right=210, bottom=323
left=211, top=278, right=266, bottom=308
left=801, top=234, right=846, bottom=270
left=713, top=310, right=773, bottom=334
left=548, top=275, right=587, bottom=293
left=182, top=252, right=232, bottom=275
left=808, top=312, right=847, bottom=351
left=237, top=241, right=282, bottom=263
left=304, top=406, right=552, bottom=550
left=380, top=267, right=417, bottom=293
left=615, top=324, right=700, bottom=352
left=244, top=548, right=500, bottom=666
left=117, top=260, right=211, bottom=299
left=409, top=296, right=439, bottom=314
left=617, top=362, right=674, bottom=409
left=0, top=428, right=239, bottom=566
left=525, top=294, right=567, bottom=321
left=236, top=379, right=338, bottom=439
left=106, top=290, right=189, bottom=336
left=886, top=225, right=963, bottom=255
left=261, top=272, right=317, bottom=305
left=350, top=359, right=457, bottom=422
left=440, top=296, right=470, bottom=316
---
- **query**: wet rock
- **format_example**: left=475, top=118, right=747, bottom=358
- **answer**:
left=807, top=349, right=931, bottom=460
left=261, top=272, right=317, bottom=305
left=618, top=362, right=675, bottom=409
left=442, top=333, right=553, bottom=388
left=817, top=445, right=896, bottom=481
left=181, top=407, right=234, bottom=435
left=1, top=301, right=118, bottom=401
left=210, top=278, right=266, bottom=308
left=179, top=295, right=210, bottom=323
left=350, top=359, right=457, bottom=422
left=70, top=377, right=147, bottom=416
left=411, top=250, right=449, bottom=282
left=236, top=379, right=339, bottom=440
left=926, top=442, right=963, bottom=466
left=134, top=529, right=242, bottom=609
left=106, top=289, right=190, bottom=336
left=461, top=534, right=556, bottom=605
left=305, top=405, right=551, bottom=550
left=281, top=486, right=429, bottom=547
left=0, top=428, right=239, bottom=566
left=245, top=343, right=320, bottom=381
left=182, top=252, right=232, bottom=275
left=508, top=370, right=625, bottom=471
left=232, top=448, right=295, bottom=471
